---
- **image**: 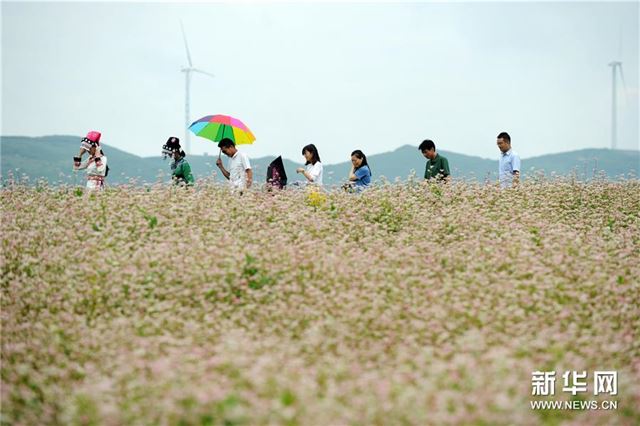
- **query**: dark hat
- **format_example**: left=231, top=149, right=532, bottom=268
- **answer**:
left=162, top=136, right=182, bottom=158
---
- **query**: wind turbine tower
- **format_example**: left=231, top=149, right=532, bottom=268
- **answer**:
left=180, top=22, right=215, bottom=155
left=608, top=61, right=625, bottom=150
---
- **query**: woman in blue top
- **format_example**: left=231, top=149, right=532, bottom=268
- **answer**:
left=348, top=150, right=372, bottom=190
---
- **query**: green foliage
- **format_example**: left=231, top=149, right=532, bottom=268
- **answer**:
left=242, top=254, right=275, bottom=290
left=137, top=207, right=158, bottom=229
left=365, top=197, right=404, bottom=232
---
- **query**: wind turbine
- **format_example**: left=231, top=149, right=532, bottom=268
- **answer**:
left=608, top=60, right=626, bottom=150
left=608, top=26, right=627, bottom=151
left=180, top=21, right=215, bottom=155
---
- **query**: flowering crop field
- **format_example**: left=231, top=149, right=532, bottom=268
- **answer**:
left=2, top=180, right=639, bottom=425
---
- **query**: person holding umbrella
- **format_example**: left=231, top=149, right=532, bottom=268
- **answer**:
left=188, top=114, right=256, bottom=191
left=296, top=144, right=323, bottom=186
left=216, top=138, right=253, bottom=190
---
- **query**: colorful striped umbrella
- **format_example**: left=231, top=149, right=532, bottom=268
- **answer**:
left=188, top=114, right=256, bottom=146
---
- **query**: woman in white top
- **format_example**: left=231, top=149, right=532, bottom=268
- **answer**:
left=74, top=141, right=108, bottom=190
left=296, top=144, right=323, bottom=186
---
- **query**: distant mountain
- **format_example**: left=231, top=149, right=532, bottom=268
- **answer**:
left=1, top=135, right=638, bottom=186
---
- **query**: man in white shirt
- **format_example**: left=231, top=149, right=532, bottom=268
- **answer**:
left=216, top=138, right=253, bottom=190
left=497, top=132, right=521, bottom=188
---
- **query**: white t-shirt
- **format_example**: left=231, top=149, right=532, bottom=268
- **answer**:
left=228, top=151, right=251, bottom=189
left=305, top=162, right=323, bottom=185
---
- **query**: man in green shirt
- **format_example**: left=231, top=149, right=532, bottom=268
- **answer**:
left=419, top=139, right=450, bottom=182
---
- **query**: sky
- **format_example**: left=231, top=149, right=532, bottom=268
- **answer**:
left=1, top=0, right=639, bottom=164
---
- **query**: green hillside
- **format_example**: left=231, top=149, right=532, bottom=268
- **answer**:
left=1, top=136, right=638, bottom=186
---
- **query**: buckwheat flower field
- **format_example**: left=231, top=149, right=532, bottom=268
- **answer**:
left=2, top=179, right=639, bottom=425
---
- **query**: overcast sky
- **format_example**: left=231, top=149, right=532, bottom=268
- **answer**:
left=2, top=1, right=638, bottom=164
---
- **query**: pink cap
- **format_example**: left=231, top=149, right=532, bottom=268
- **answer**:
left=86, top=131, right=101, bottom=144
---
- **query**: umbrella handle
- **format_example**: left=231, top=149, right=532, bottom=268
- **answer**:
left=218, top=148, right=221, bottom=160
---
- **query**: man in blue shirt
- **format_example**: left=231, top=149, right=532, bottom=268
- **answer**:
left=497, top=132, right=521, bottom=188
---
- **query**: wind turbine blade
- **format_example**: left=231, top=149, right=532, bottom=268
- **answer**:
left=618, top=64, right=627, bottom=92
left=192, top=68, right=215, bottom=78
left=618, top=64, right=628, bottom=107
left=180, top=20, right=193, bottom=67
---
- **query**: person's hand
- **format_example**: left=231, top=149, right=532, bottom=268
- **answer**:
left=216, top=158, right=223, bottom=168
left=296, top=167, right=304, bottom=173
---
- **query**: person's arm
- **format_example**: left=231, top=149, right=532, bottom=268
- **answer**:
left=184, top=162, right=195, bottom=185
left=350, top=166, right=367, bottom=182
left=216, top=158, right=230, bottom=180
left=512, top=155, right=521, bottom=186
left=75, top=158, right=91, bottom=170
left=296, top=167, right=314, bottom=182
left=78, top=148, right=87, bottom=157
left=441, top=158, right=451, bottom=183
left=73, top=148, right=87, bottom=168
left=245, top=168, right=253, bottom=188
left=512, top=170, right=520, bottom=186
left=241, top=154, right=252, bottom=188
left=349, top=164, right=358, bottom=181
